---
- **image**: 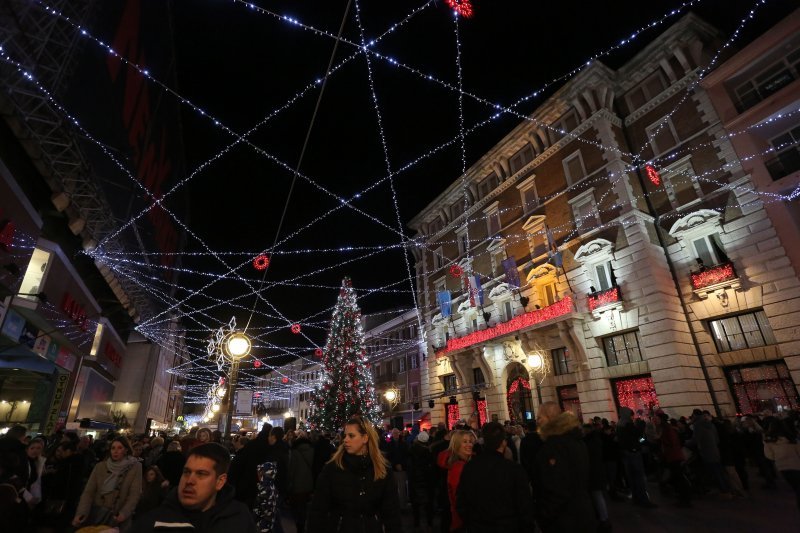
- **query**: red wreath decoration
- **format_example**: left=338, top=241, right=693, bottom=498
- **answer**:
left=446, top=0, right=474, bottom=18
left=290, top=323, right=301, bottom=334
left=281, top=377, right=289, bottom=384
left=314, top=348, right=323, bottom=358
left=253, top=359, right=261, bottom=368
left=253, top=254, right=270, bottom=270
left=449, top=264, right=463, bottom=278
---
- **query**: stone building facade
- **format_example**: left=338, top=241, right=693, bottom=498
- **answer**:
left=408, top=13, right=800, bottom=428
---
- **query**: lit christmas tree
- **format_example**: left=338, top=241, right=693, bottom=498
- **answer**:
left=308, top=277, right=381, bottom=431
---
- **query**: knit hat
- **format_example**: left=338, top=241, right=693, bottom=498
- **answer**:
left=416, top=431, right=430, bottom=443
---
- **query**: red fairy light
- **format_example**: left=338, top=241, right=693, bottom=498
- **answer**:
left=644, top=164, right=661, bottom=186
left=314, top=348, right=323, bottom=358
left=588, top=287, right=621, bottom=312
left=446, top=403, right=461, bottom=430
left=281, top=377, right=289, bottom=384
left=614, top=376, right=660, bottom=412
left=253, top=254, right=270, bottom=270
left=290, top=323, right=301, bottom=334
left=690, top=263, right=736, bottom=290
left=435, top=296, right=573, bottom=355
left=446, top=0, right=474, bottom=18
left=253, top=359, right=261, bottom=368
left=449, top=264, right=463, bottom=278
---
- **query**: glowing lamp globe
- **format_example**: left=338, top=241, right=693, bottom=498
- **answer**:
left=527, top=353, right=543, bottom=371
left=384, top=389, right=397, bottom=402
left=284, top=411, right=292, bottom=419
left=225, top=332, right=251, bottom=359
left=216, top=387, right=226, bottom=399
left=212, top=403, right=220, bottom=412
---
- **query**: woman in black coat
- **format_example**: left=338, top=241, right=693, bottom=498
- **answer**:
left=307, top=416, right=402, bottom=533
left=533, top=403, right=596, bottom=533
left=408, top=432, right=436, bottom=530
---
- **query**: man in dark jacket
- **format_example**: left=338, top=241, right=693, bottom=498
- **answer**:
left=131, top=443, right=257, bottom=533
left=310, top=430, right=334, bottom=484
left=533, top=402, right=596, bottom=533
left=456, top=422, right=535, bottom=532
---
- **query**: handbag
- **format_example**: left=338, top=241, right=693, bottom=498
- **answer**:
left=86, top=504, right=116, bottom=526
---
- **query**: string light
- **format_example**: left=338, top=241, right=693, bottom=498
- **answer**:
left=690, top=262, right=737, bottom=290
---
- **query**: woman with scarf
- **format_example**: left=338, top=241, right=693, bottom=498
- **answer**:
left=72, top=436, right=142, bottom=531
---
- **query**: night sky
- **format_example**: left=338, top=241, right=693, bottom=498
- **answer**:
left=61, top=0, right=795, bottom=387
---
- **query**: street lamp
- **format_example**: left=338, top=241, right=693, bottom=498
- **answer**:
left=221, top=331, right=251, bottom=437
left=384, top=388, right=400, bottom=410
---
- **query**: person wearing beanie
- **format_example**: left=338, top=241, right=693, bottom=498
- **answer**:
left=409, top=430, right=435, bottom=529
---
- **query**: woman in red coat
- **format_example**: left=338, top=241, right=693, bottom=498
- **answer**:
left=657, top=412, right=691, bottom=506
left=436, top=430, right=475, bottom=532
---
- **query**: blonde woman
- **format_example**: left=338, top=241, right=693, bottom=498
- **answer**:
left=307, top=417, right=401, bottom=533
left=435, top=430, right=475, bottom=532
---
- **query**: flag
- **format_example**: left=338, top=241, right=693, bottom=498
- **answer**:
left=545, top=223, right=563, bottom=267
left=468, top=275, right=484, bottom=307
left=437, top=291, right=452, bottom=318
left=502, top=256, right=520, bottom=288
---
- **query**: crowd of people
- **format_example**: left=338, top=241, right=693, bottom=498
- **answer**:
left=0, top=403, right=797, bottom=532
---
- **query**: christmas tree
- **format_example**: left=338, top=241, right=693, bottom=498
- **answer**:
left=308, top=277, right=381, bottom=431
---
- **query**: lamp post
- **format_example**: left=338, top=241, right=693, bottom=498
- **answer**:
left=222, top=332, right=251, bottom=437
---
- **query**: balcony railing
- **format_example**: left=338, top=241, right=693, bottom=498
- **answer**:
left=434, top=296, right=573, bottom=356
left=587, top=286, right=622, bottom=312
left=690, top=261, right=738, bottom=291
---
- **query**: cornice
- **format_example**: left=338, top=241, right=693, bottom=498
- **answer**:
left=624, top=69, right=699, bottom=126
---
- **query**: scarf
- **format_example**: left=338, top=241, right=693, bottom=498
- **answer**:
left=100, top=456, right=137, bottom=495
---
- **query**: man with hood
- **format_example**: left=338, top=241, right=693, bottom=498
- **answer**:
left=533, top=402, right=595, bottom=532
left=616, top=406, right=658, bottom=508
left=131, top=443, right=257, bottom=532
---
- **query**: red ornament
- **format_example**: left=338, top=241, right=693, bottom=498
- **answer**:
left=435, top=296, right=573, bottom=355
left=449, top=264, right=463, bottom=278
left=644, top=164, right=661, bottom=186
left=281, top=377, right=289, bottom=384
left=690, top=262, right=736, bottom=290
left=290, top=323, right=301, bottom=334
left=253, top=254, right=270, bottom=270
left=588, top=287, right=622, bottom=312
left=314, top=348, right=323, bottom=358
left=254, top=359, right=262, bottom=368
left=446, top=0, right=474, bottom=18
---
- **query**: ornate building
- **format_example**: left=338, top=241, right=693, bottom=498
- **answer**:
left=409, top=12, right=800, bottom=428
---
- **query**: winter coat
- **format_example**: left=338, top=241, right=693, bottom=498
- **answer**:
left=288, top=438, right=315, bottom=496
left=75, top=458, right=142, bottom=526
left=38, top=453, right=84, bottom=529
left=157, top=451, right=186, bottom=488
left=660, top=423, right=685, bottom=464
left=130, top=484, right=257, bottom=533
left=136, top=480, right=169, bottom=516
left=519, top=431, right=542, bottom=482
left=306, top=453, right=401, bottom=533
left=764, top=437, right=800, bottom=472
left=437, top=450, right=468, bottom=531
left=534, top=412, right=596, bottom=533
left=455, top=450, right=535, bottom=532
left=692, top=418, right=721, bottom=463
left=312, top=436, right=334, bottom=484
left=229, top=434, right=271, bottom=506
left=583, top=428, right=607, bottom=491
left=408, top=441, right=436, bottom=504
left=386, top=438, right=408, bottom=469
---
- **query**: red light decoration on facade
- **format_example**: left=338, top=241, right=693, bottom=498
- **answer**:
left=253, top=254, right=270, bottom=270
left=588, top=287, right=622, bottom=312
left=614, top=376, right=660, bottom=413
left=61, top=293, right=89, bottom=331
left=290, top=323, right=301, bottom=334
left=449, top=264, right=463, bottom=278
left=435, top=296, right=573, bottom=355
left=645, top=164, right=661, bottom=186
left=476, top=398, right=487, bottom=426
left=446, top=402, right=461, bottom=430
left=281, top=377, right=289, bottom=384
left=314, top=348, right=323, bottom=358
left=690, top=262, right=736, bottom=290
left=446, top=0, right=474, bottom=18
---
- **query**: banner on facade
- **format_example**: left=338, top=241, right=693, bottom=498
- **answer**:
left=437, top=291, right=452, bottom=318
left=43, top=371, right=69, bottom=435
left=502, top=257, right=520, bottom=288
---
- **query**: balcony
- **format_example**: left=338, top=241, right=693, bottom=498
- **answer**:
left=690, top=261, right=741, bottom=297
left=434, top=296, right=574, bottom=356
left=587, top=286, right=623, bottom=316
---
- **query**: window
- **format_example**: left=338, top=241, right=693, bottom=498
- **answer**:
left=557, top=385, right=582, bottom=421
left=410, top=384, right=419, bottom=402
left=490, top=245, right=506, bottom=277
left=646, top=117, right=679, bottom=155
left=733, top=48, right=800, bottom=112
left=517, top=175, right=539, bottom=214
left=563, top=150, right=586, bottom=185
left=709, top=310, right=777, bottom=353
left=554, top=109, right=580, bottom=139
left=19, top=248, right=52, bottom=302
left=552, top=347, right=570, bottom=375
left=451, top=199, right=466, bottom=220
left=374, top=363, right=381, bottom=377
left=522, top=216, right=546, bottom=259
left=433, top=247, right=444, bottom=270
left=539, top=281, right=557, bottom=307
left=478, top=173, right=500, bottom=198
left=429, top=216, right=444, bottom=235
left=484, top=202, right=501, bottom=236
left=691, top=233, right=724, bottom=267
left=471, top=317, right=479, bottom=332
left=725, top=361, right=799, bottom=415
left=398, top=357, right=406, bottom=373
left=593, top=260, right=615, bottom=291
left=504, top=301, right=514, bottom=321
left=509, top=144, right=535, bottom=175
left=456, top=228, right=469, bottom=255
left=472, top=367, right=485, bottom=385
left=661, top=155, right=702, bottom=208
left=569, top=189, right=599, bottom=232
left=410, top=353, right=419, bottom=369
left=443, top=374, right=458, bottom=393
left=766, top=125, right=800, bottom=181
left=626, top=70, right=668, bottom=110
left=603, top=330, right=643, bottom=366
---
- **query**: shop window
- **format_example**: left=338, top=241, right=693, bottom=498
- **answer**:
left=602, top=330, right=643, bottom=366
left=552, top=347, right=570, bottom=375
left=612, top=375, right=660, bottom=413
left=557, top=385, right=582, bottom=421
left=709, top=310, right=777, bottom=353
left=19, top=248, right=52, bottom=302
left=725, top=361, right=799, bottom=415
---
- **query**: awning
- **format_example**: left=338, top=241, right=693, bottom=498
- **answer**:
left=0, top=337, right=56, bottom=374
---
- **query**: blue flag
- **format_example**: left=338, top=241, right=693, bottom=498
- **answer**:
left=437, top=291, right=452, bottom=318
left=502, top=256, right=520, bottom=288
